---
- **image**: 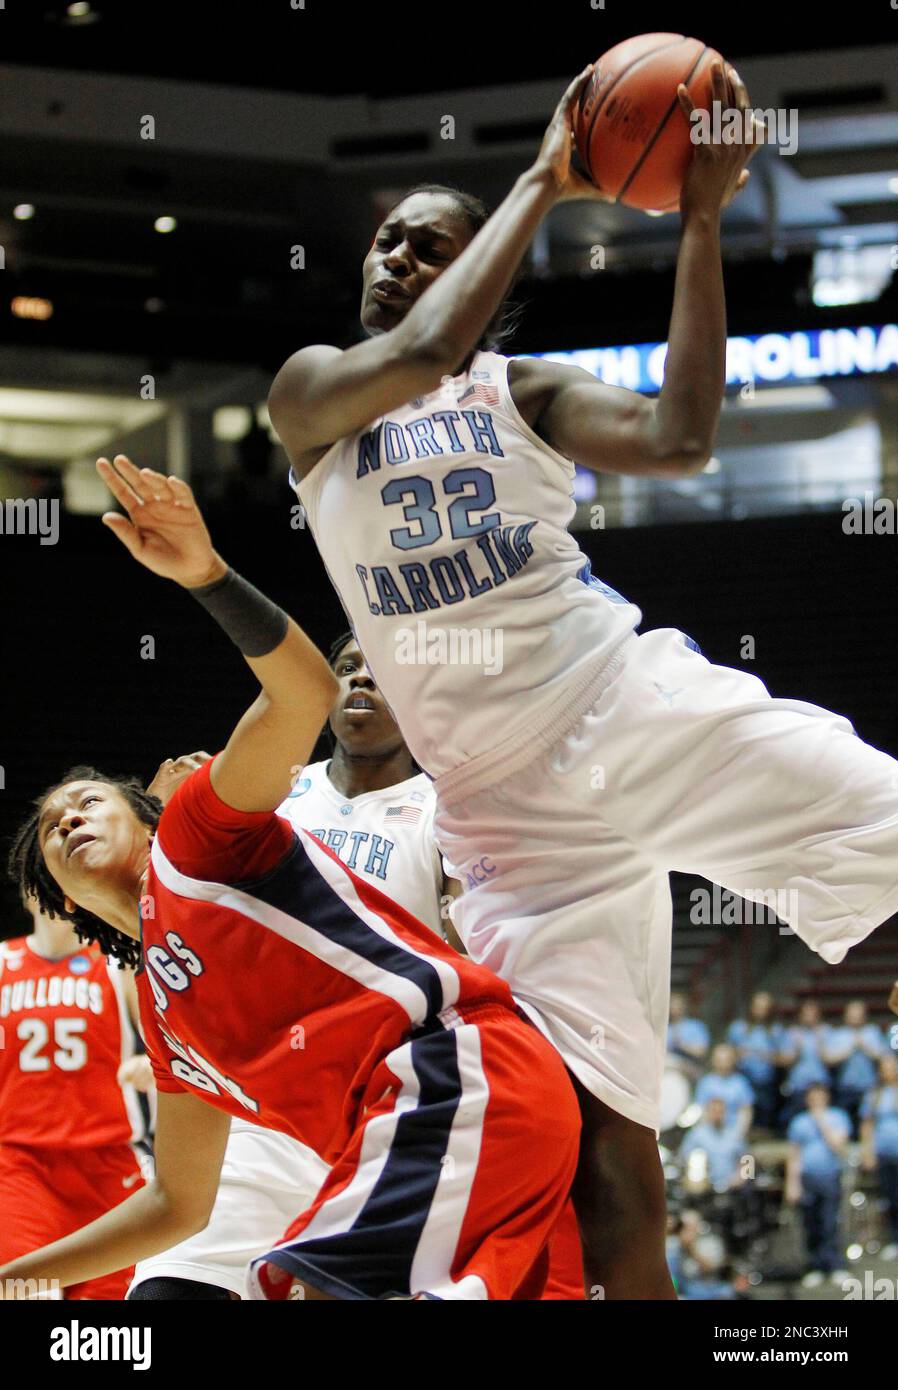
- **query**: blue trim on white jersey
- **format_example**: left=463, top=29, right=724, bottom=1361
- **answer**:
left=576, top=561, right=703, bottom=654
left=576, top=558, right=632, bottom=608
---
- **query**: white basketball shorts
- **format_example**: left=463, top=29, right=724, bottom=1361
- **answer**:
left=434, top=628, right=898, bottom=1132
left=128, top=1122, right=329, bottom=1299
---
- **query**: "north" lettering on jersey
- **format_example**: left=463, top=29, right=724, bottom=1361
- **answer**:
left=356, top=409, right=504, bottom=476
left=309, top=829, right=394, bottom=879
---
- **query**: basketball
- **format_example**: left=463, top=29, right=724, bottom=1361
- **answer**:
left=575, top=33, right=724, bottom=213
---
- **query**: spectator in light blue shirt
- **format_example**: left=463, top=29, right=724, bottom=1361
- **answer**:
left=781, top=1001, right=830, bottom=1126
left=666, top=1209, right=734, bottom=1301
left=680, top=1098, right=747, bottom=1191
left=786, top=1083, right=850, bottom=1277
left=667, top=992, right=710, bottom=1080
left=728, top=991, right=785, bottom=1130
left=861, top=1053, right=898, bottom=1252
left=695, top=1045, right=754, bottom=1137
left=823, top=1001, right=886, bottom=1136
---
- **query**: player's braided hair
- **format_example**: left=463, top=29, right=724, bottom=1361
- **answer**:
left=385, top=183, right=526, bottom=352
left=7, top=765, right=162, bottom=970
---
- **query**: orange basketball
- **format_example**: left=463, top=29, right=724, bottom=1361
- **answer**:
left=574, top=33, right=723, bottom=213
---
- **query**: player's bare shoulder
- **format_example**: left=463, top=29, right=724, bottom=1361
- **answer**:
left=507, top=355, right=597, bottom=432
left=506, top=355, right=560, bottom=431
left=268, top=344, right=346, bottom=481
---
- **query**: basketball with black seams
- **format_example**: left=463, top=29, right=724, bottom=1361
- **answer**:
left=575, top=33, right=724, bottom=213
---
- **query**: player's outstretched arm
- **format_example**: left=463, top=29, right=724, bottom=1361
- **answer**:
left=97, top=455, right=338, bottom=813
left=512, top=360, right=711, bottom=478
left=269, top=67, right=605, bottom=471
left=524, top=63, right=758, bottom=480
left=655, top=62, right=757, bottom=469
left=0, top=1091, right=229, bottom=1297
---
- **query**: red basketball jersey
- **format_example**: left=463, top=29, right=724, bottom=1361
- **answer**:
left=138, top=756, right=514, bottom=1164
left=0, top=938, right=145, bottom=1148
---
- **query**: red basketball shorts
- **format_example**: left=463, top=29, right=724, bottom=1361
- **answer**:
left=0, top=1141, right=146, bottom=1299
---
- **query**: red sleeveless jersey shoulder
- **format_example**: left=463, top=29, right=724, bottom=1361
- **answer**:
left=0, top=937, right=142, bottom=1148
left=154, top=752, right=295, bottom=883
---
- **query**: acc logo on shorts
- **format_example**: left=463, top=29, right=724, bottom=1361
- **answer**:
left=288, top=778, right=312, bottom=798
left=465, top=856, right=497, bottom=888
left=68, top=955, right=91, bottom=974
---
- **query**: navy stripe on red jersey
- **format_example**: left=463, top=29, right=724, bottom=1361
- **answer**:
left=258, top=1021, right=462, bottom=1299
left=233, top=833, right=448, bottom=1019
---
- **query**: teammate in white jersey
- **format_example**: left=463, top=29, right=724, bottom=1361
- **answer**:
left=265, top=63, right=898, bottom=1300
left=127, top=633, right=459, bottom=1299
left=279, top=630, right=461, bottom=941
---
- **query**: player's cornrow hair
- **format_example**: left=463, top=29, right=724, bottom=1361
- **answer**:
left=386, top=183, right=526, bottom=352
left=7, top=765, right=162, bottom=970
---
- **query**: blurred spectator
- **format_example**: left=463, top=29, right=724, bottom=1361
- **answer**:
left=695, top=1044, right=754, bottom=1138
left=823, top=1000, right=886, bottom=1136
left=860, top=1052, right=898, bottom=1258
left=667, top=992, right=710, bottom=1079
left=666, top=1208, right=735, bottom=1300
left=780, top=1001, right=830, bottom=1127
left=680, top=1097, right=747, bottom=1191
left=728, top=991, right=784, bottom=1131
left=786, top=1082, right=851, bottom=1284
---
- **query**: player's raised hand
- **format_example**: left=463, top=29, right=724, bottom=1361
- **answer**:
left=146, top=752, right=213, bottom=805
left=96, top=455, right=226, bottom=588
left=677, top=61, right=759, bottom=218
left=533, top=66, right=615, bottom=204
left=889, top=981, right=898, bottom=1016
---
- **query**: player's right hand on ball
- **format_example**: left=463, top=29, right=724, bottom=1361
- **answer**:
left=96, top=454, right=227, bottom=589
left=147, top=752, right=213, bottom=806
left=533, top=66, right=614, bottom=204
left=677, top=61, right=759, bottom=217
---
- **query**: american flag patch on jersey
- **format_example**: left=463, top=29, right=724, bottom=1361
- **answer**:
left=457, top=383, right=499, bottom=407
left=385, top=805, right=423, bottom=824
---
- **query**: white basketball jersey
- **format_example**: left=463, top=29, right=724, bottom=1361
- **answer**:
left=276, top=760, right=445, bottom=936
left=294, top=350, right=641, bottom=792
